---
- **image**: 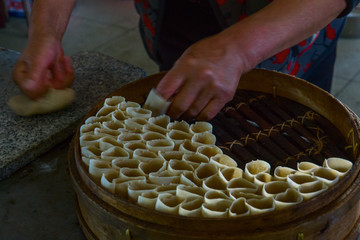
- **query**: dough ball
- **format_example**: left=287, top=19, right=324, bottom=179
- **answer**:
left=8, top=88, right=75, bottom=116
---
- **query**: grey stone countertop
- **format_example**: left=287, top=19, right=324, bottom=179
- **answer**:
left=0, top=47, right=147, bottom=239
left=0, top=48, right=146, bottom=180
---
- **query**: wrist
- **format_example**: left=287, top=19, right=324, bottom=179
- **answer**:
left=214, top=27, right=260, bottom=74
left=27, top=32, right=60, bottom=48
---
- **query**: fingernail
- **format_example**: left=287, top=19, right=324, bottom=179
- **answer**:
left=23, top=78, right=35, bottom=90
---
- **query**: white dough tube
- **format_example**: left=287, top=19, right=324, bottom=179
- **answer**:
left=88, top=159, right=112, bottom=181
left=179, top=171, right=203, bottom=187
left=101, top=146, right=129, bottom=161
left=202, top=175, right=228, bottom=192
left=204, top=190, right=231, bottom=205
left=80, top=132, right=101, bottom=148
left=209, top=154, right=238, bottom=169
left=229, top=198, right=251, bottom=217
left=286, top=173, right=318, bottom=189
left=96, top=106, right=117, bottom=117
left=119, top=167, right=146, bottom=180
left=167, top=130, right=192, bottom=150
left=227, top=177, right=259, bottom=194
left=323, top=157, right=353, bottom=178
left=144, top=88, right=171, bottom=116
left=158, top=150, right=184, bottom=161
left=104, top=96, right=125, bottom=107
left=246, top=197, right=275, bottom=215
left=168, top=159, right=194, bottom=174
left=190, top=121, right=213, bottom=134
left=155, top=193, right=183, bottom=215
left=137, top=191, right=159, bottom=209
left=219, top=167, right=243, bottom=183
left=133, top=149, right=159, bottom=162
left=298, top=180, right=328, bottom=200
left=195, top=163, right=218, bottom=180
left=297, top=161, right=320, bottom=174
left=311, top=167, right=339, bottom=186
left=201, top=199, right=232, bottom=218
left=127, top=181, right=158, bottom=202
left=146, top=138, right=175, bottom=152
left=148, top=115, right=171, bottom=129
left=142, top=131, right=167, bottom=141
left=119, top=101, right=140, bottom=111
left=98, top=136, right=123, bottom=151
left=182, top=152, right=209, bottom=169
left=253, top=172, right=273, bottom=191
left=100, top=170, right=120, bottom=193
left=262, top=181, right=290, bottom=198
left=179, top=196, right=204, bottom=217
left=81, top=146, right=102, bottom=159
left=149, top=170, right=180, bottom=185
left=112, top=158, right=140, bottom=171
left=244, top=160, right=271, bottom=182
left=176, top=184, right=206, bottom=200
left=273, top=166, right=296, bottom=181
left=167, top=120, right=191, bottom=133
left=126, top=107, right=152, bottom=119
left=80, top=123, right=102, bottom=135
left=155, top=184, right=178, bottom=195
left=139, top=159, right=167, bottom=175
left=229, top=190, right=264, bottom=201
left=191, top=132, right=216, bottom=147
left=274, top=188, right=303, bottom=210
left=196, top=145, right=223, bottom=159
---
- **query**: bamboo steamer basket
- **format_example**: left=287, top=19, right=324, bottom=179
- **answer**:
left=68, top=69, right=360, bottom=240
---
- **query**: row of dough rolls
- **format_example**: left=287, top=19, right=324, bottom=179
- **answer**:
left=79, top=96, right=353, bottom=217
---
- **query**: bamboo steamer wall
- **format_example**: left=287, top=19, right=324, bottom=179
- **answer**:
left=68, top=69, right=360, bottom=240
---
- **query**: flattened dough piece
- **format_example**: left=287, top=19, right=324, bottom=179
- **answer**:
left=143, top=88, right=171, bottom=117
left=8, top=88, right=75, bottom=116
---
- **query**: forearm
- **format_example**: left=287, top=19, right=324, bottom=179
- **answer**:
left=218, top=0, right=347, bottom=71
left=28, top=0, right=76, bottom=42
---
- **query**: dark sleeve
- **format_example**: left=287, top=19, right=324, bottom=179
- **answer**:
left=338, top=0, right=360, bottom=18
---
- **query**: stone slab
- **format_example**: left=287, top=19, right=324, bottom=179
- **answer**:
left=0, top=48, right=146, bottom=180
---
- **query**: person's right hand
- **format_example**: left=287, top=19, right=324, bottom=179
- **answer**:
left=12, top=35, right=74, bottom=99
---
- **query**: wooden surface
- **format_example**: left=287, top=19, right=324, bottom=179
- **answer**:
left=69, top=69, right=360, bottom=240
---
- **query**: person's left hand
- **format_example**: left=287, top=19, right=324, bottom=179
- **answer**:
left=156, top=34, right=247, bottom=121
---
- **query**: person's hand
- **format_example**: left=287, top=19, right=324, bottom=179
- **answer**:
left=12, top=35, right=74, bottom=99
left=156, top=34, right=247, bottom=121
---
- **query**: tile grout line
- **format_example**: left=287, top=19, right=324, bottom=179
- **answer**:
left=333, top=78, right=354, bottom=98
left=70, top=14, right=138, bottom=30
left=350, top=69, right=360, bottom=82
left=91, top=27, right=137, bottom=52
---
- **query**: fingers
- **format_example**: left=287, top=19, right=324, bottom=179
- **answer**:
left=197, top=98, right=227, bottom=121
left=167, top=81, right=202, bottom=119
left=62, top=56, right=75, bottom=87
left=156, top=69, right=185, bottom=100
left=13, top=53, right=74, bottom=100
left=13, top=59, right=49, bottom=99
left=51, top=55, right=74, bottom=89
left=182, top=88, right=212, bottom=120
left=51, top=57, right=66, bottom=88
left=172, top=82, right=232, bottom=121
left=159, top=66, right=236, bottom=121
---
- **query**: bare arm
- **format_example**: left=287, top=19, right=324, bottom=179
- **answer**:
left=13, top=0, right=76, bottom=99
left=29, top=0, right=76, bottom=41
left=156, top=0, right=347, bottom=120
left=224, top=0, right=347, bottom=69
